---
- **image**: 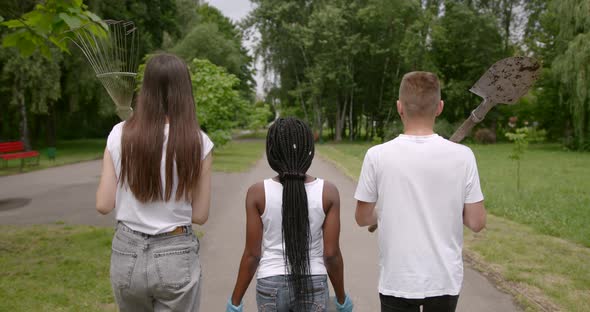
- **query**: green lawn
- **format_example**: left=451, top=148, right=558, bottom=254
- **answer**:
left=317, top=142, right=590, bottom=311
left=0, top=138, right=265, bottom=176
left=0, top=225, right=116, bottom=312
left=212, top=139, right=265, bottom=172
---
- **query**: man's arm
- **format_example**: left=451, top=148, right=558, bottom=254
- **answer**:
left=463, top=201, right=486, bottom=232
left=355, top=200, right=377, bottom=226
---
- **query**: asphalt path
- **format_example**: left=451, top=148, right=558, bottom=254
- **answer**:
left=0, top=155, right=519, bottom=311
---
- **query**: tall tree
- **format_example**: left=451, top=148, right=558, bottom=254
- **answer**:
left=431, top=1, right=506, bottom=123
left=551, top=0, right=590, bottom=149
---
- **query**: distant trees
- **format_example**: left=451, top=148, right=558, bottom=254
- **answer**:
left=248, top=0, right=507, bottom=142
left=249, top=0, right=590, bottom=149
left=0, top=0, right=257, bottom=147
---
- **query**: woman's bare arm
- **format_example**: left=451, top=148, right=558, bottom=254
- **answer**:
left=96, top=148, right=117, bottom=215
left=322, top=180, right=346, bottom=304
left=191, top=153, right=212, bottom=225
left=230, top=182, right=264, bottom=306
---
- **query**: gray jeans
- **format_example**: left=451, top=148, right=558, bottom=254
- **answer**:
left=256, top=275, right=329, bottom=312
left=110, top=223, right=201, bottom=312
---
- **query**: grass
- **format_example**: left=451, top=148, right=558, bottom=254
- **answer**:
left=317, top=142, right=590, bottom=311
left=0, top=225, right=116, bottom=312
left=0, top=139, right=265, bottom=310
left=0, top=138, right=265, bottom=176
left=212, top=139, right=265, bottom=172
left=0, top=139, right=105, bottom=176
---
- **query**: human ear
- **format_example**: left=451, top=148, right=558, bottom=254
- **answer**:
left=435, top=100, right=444, bottom=117
left=397, top=100, right=404, bottom=118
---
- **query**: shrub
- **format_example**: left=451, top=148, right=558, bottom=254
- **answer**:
left=474, top=128, right=497, bottom=144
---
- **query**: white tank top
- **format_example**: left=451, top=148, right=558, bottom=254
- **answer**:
left=257, top=178, right=327, bottom=279
left=106, top=121, right=214, bottom=235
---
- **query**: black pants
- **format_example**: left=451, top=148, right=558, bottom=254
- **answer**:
left=380, top=293, right=459, bottom=312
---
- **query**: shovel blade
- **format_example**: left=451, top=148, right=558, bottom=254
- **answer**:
left=470, top=56, right=541, bottom=105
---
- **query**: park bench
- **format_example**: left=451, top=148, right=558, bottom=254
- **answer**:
left=0, top=141, right=40, bottom=170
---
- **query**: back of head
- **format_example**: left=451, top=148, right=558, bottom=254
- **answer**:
left=266, top=117, right=315, bottom=308
left=399, top=71, right=441, bottom=118
left=121, top=53, right=202, bottom=203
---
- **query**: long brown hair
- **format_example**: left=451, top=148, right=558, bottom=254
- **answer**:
left=120, top=53, right=202, bottom=202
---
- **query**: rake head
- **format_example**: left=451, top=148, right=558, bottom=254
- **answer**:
left=67, top=20, right=140, bottom=120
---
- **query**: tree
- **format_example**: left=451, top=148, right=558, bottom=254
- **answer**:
left=2, top=0, right=103, bottom=58
left=189, top=58, right=249, bottom=146
left=551, top=0, right=590, bottom=150
left=0, top=48, right=61, bottom=149
left=431, top=1, right=506, bottom=123
left=1, top=0, right=102, bottom=149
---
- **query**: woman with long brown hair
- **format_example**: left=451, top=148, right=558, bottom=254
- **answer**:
left=96, top=53, right=213, bottom=311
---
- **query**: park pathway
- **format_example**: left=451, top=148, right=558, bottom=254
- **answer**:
left=0, top=153, right=520, bottom=311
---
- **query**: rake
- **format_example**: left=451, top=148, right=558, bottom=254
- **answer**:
left=67, top=20, right=140, bottom=120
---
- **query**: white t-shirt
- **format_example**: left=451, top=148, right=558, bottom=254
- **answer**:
left=257, top=178, right=327, bottom=279
left=354, top=134, right=484, bottom=299
left=106, top=121, right=214, bottom=235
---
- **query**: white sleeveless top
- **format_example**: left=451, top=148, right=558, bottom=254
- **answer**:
left=257, top=178, right=327, bottom=279
left=106, top=121, right=214, bottom=235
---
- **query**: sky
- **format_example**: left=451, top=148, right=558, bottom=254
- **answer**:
left=205, top=0, right=265, bottom=96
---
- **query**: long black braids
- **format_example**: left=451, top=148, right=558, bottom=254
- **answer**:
left=266, top=117, right=315, bottom=310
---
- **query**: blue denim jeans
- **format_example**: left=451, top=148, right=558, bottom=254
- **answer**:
left=256, top=275, right=329, bottom=312
left=110, top=222, right=202, bottom=311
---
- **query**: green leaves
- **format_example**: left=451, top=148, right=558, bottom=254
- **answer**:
left=0, top=0, right=103, bottom=59
left=58, top=13, right=83, bottom=29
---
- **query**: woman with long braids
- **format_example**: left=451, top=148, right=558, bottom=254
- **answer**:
left=227, top=117, right=353, bottom=312
left=96, top=53, right=213, bottom=311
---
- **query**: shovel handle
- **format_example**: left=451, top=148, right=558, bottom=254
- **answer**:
left=449, top=116, right=478, bottom=143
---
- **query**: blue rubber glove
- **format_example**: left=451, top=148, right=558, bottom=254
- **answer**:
left=226, top=297, right=243, bottom=312
left=335, top=294, right=353, bottom=312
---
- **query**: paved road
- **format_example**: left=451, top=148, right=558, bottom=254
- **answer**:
left=0, top=156, right=519, bottom=311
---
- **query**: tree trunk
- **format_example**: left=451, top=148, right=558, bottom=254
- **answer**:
left=503, top=0, right=514, bottom=53
left=349, top=89, right=354, bottom=141
left=47, top=102, right=57, bottom=147
left=335, top=96, right=348, bottom=142
left=14, top=77, right=31, bottom=151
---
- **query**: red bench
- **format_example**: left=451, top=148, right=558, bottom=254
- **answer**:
left=0, top=141, right=40, bottom=169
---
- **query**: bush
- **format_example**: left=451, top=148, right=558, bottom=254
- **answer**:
left=474, top=128, right=497, bottom=144
left=434, top=119, right=459, bottom=139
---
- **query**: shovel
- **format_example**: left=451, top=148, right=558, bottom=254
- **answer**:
left=368, top=56, right=541, bottom=233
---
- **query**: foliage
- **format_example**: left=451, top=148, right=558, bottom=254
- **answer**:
left=248, top=0, right=508, bottom=142
left=171, top=3, right=255, bottom=98
left=1, top=0, right=257, bottom=150
left=434, top=119, right=460, bottom=139
left=87, top=0, right=179, bottom=56
left=1, top=0, right=104, bottom=58
left=474, top=128, right=497, bottom=144
left=245, top=101, right=274, bottom=130
left=431, top=2, right=507, bottom=123
left=551, top=0, right=590, bottom=150
left=505, top=127, right=528, bottom=192
left=189, top=58, right=248, bottom=146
